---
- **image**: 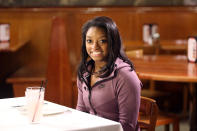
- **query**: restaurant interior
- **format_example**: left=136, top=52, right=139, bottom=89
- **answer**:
left=1, top=0, right=197, bottom=131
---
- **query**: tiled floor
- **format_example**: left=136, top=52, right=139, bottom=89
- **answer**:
left=155, top=119, right=189, bottom=131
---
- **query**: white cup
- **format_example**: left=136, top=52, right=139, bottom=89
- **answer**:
left=25, top=87, right=45, bottom=123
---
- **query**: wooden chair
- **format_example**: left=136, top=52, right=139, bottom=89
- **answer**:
left=139, top=96, right=180, bottom=131
left=156, top=113, right=180, bottom=131
left=138, top=96, right=158, bottom=131
left=144, top=82, right=180, bottom=131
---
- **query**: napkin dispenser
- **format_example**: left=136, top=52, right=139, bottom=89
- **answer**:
left=143, top=23, right=159, bottom=45
left=188, top=37, right=197, bottom=63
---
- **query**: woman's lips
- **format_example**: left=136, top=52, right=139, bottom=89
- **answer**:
left=91, top=51, right=103, bottom=57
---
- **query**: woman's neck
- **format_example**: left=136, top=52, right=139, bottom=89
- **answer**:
left=94, top=61, right=107, bottom=73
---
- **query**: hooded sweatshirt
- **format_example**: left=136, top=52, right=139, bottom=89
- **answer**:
left=76, top=57, right=141, bottom=131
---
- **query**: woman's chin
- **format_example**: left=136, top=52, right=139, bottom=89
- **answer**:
left=92, top=58, right=106, bottom=63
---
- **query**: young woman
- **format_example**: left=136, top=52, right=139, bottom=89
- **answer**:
left=76, top=16, right=141, bottom=131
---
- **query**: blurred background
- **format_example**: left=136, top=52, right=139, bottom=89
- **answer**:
left=1, top=1, right=197, bottom=130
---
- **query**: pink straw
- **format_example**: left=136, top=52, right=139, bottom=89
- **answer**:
left=32, top=80, right=47, bottom=122
left=32, top=87, right=42, bottom=122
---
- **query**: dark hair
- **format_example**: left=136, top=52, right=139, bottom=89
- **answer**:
left=77, top=16, right=134, bottom=81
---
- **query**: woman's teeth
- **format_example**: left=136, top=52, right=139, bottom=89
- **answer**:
left=92, top=51, right=101, bottom=55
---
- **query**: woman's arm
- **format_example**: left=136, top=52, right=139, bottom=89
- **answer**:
left=76, top=77, right=88, bottom=112
left=116, top=71, right=141, bottom=131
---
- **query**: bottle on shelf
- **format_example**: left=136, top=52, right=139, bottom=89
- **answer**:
left=187, top=37, right=197, bottom=63
left=0, top=23, right=10, bottom=50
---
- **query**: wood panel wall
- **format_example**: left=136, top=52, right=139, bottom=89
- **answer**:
left=2, top=7, right=197, bottom=107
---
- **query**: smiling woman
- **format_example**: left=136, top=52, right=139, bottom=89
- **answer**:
left=76, top=16, right=142, bottom=131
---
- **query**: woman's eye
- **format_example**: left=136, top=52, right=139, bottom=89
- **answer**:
left=86, top=39, right=92, bottom=43
left=99, top=39, right=107, bottom=44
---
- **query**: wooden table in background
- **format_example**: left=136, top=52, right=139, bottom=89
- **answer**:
left=128, top=55, right=197, bottom=130
left=6, top=64, right=46, bottom=97
left=124, top=40, right=187, bottom=54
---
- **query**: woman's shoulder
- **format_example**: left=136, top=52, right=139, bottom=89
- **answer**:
left=114, top=58, right=135, bottom=76
left=116, top=67, right=137, bottom=80
left=114, top=58, right=140, bottom=83
left=114, top=67, right=141, bottom=93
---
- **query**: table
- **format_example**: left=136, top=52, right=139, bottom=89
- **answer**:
left=129, top=55, right=197, bottom=82
left=128, top=55, right=197, bottom=131
left=124, top=40, right=187, bottom=54
left=0, top=97, right=123, bottom=131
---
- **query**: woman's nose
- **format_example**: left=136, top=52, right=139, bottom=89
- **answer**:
left=92, top=41, right=99, bottom=49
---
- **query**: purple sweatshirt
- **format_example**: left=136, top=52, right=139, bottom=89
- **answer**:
left=76, top=58, right=141, bottom=131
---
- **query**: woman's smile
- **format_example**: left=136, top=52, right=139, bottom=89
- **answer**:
left=91, top=51, right=103, bottom=56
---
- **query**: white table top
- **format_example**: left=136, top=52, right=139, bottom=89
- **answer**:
left=0, top=97, right=123, bottom=131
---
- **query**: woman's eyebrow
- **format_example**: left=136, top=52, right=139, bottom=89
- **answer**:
left=86, top=35, right=107, bottom=38
left=86, top=36, right=91, bottom=38
left=96, top=35, right=107, bottom=39
left=100, top=36, right=107, bottom=38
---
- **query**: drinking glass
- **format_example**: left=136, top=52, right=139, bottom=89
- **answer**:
left=25, top=87, right=45, bottom=123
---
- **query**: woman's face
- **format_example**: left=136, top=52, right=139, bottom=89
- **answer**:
left=85, top=27, right=108, bottom=63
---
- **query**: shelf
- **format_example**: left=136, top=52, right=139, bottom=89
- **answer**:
left=6, top=63, right=46, bottom=84
left=0, top=41, right=29, bottom=52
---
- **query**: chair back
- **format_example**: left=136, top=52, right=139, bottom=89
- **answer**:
left=138, top=96, right=158, bottom=131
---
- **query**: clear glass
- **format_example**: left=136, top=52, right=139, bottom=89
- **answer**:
left=25, top=87, right=45, bottom=123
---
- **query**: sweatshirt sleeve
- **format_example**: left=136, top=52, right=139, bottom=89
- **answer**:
left=116, top=70, right=141, bottom=131
left=76, top=77, right=88, bottom=112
